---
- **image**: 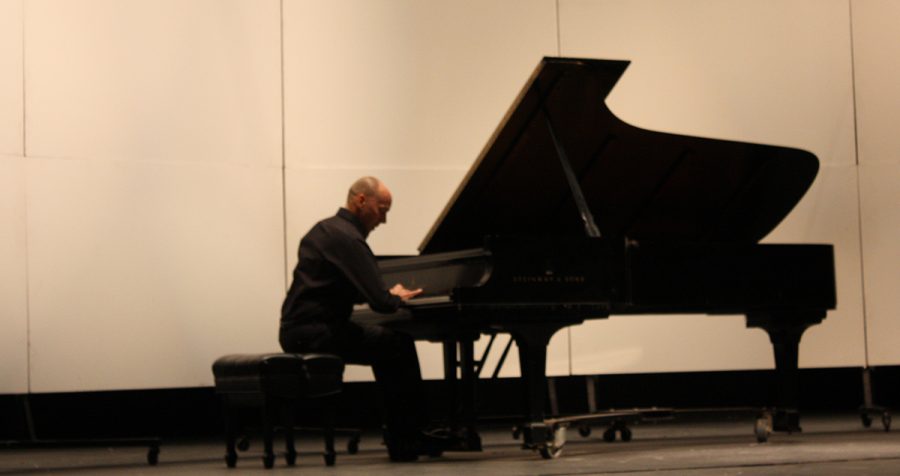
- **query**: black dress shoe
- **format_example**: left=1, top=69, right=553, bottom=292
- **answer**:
left=417, top=430, right=450, bottom=458
left=387, top=443, right=420, bottom=462
left=385, top=430, right=421, bottom=462
left=387, top=430, right=453, bottom=462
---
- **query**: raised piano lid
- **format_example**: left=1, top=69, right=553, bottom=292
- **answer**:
left=419, top=57, right=820, bottom=254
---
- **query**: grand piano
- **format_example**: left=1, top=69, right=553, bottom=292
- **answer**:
left=352, top=57, right=837, bottom=457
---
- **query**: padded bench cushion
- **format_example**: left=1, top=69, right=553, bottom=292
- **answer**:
left=212, top=353, right=344, bottom=399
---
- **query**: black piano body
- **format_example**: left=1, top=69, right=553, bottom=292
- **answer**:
left=351, top=57, right=836, bottom=454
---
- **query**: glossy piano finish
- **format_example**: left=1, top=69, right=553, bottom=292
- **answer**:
left=621, top=242, right=836, bottom=314
left=354, top=237, right=836, bottom=450
left=358, top=237, right=616, bottom=337
left=350, top=57, right=836, bottom=456
left=358, top=238, right=836, bottom=328
left=422, top=58, right=819, bottom=254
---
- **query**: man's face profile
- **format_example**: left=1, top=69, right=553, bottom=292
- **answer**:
left=358, top=185, right=392, bottom=233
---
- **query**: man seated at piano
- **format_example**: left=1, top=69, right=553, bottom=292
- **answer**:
left=279, top=176, right=444, bottom=461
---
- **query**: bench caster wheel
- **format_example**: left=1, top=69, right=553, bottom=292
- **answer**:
left=237, top=437, right=250, bottom=451
left=348, top=434, right=360, bottom=454
left=147, top=446, right=159, bottom=465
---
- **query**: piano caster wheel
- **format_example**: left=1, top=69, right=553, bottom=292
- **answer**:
left=602, top=425, right=632, bottom=442
left=539, top=445, right=563, bottom=459
left=323, top=451, right=336, bottom=466
left=755, top=417, right=771, bottom=443
left=861, top=413, right=873, bottom=428
left=578, top=425, right=591, bottom=438
left=883, top=412, right=892, bottom=432
left=225, top=451, right=237, bottom=468
left=602, top=428, right=616, bottom=442
left=544, top=424, right=567, bottom=458
left=512, top=426, right=522, bottom=440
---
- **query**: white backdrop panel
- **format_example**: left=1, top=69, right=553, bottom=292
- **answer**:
left=0, top=0, right=23, bottom=156
left=283, top=0, right=558, bottom=171
left=27, top=158, right=284, bottom=392
left=852, top=0, right=900, bottom=366
left=558, top=0, right=855, bottom=167
left=572, top=316, right=773, bottom=375
left=0, top=156, right=29, bottom=394
left=852, top=0, right=900, bottom=165
left=859, top=163, right=900, bottom=365
left=24, top=0, right=282, bottom=166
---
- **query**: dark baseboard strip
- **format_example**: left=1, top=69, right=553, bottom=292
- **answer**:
left=1, top=365, right=897, bottom=440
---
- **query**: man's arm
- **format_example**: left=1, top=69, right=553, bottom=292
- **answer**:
left=322, top=233, right=411, bottom=313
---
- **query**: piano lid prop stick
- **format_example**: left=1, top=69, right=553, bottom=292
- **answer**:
left=542, top=110, right=602, bottom=238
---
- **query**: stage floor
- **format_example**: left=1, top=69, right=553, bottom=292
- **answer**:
left=2, top=412, right=898, bottom=475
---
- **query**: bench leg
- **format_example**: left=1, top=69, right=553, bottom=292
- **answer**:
left=223, top=400, right=238, bottom=468
left=261, top=398, right=276, bottom=469
left=323, top=398, right=337, bottom=466
left=283, top=400, right=297, bottom=466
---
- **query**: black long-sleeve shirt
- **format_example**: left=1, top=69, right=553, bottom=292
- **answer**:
left=281, top=208, right=402, bottom=327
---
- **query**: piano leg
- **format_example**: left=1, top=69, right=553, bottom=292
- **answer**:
left=747, top=310, right=825, bottom=434
left=441, top=337, right=482, bottom=451
left=442, top=340, right=458, bottom=424
left=507, top=322, right=571, bottom=452
left=458, top=339, right=482, bottom=450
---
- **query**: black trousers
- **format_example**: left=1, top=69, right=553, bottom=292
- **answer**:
left=279, top=320, right=426, bottom=439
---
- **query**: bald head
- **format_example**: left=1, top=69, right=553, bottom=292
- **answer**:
left=346, top=177, right=381, bottom=204
left=346, top=176, right=392, bottom=233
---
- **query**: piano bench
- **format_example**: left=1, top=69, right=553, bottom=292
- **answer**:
left=211, top=353, right=345, bottom=469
